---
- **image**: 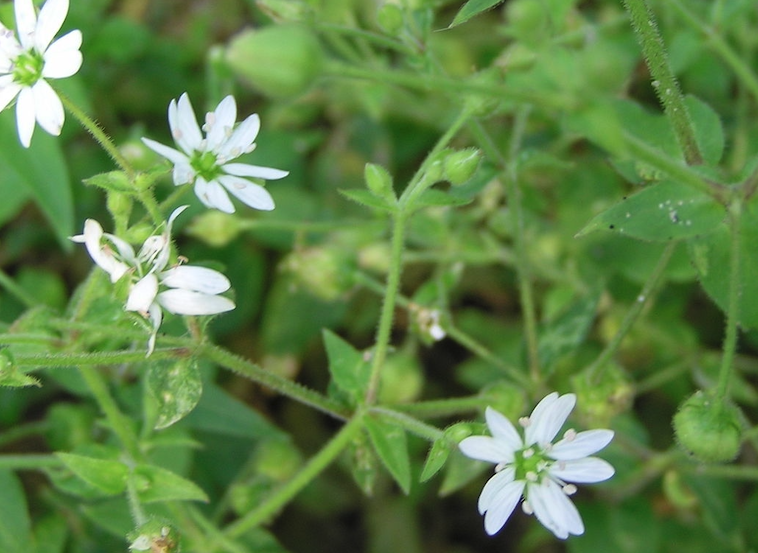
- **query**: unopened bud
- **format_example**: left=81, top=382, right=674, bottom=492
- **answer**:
left=673, top=391, right=741, bottom=463
left=185, top=211, right=242, bottom=247
left=443, top=148, right=481, bottom=185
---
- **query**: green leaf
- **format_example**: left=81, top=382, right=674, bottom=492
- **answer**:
left=148, top=358, right=203, bottom=430
left=0, top=111, right=74, bottom=249
left=419, top=437, right=451, bottom=483
left=323, top=329, right=370, bottom=398
left=364, top=163, right=396, bottom=202
left=538, top=292, right=600, bottom=373
left=0, top=470, right=32, bottom=553
left=55, top=453, right=128, bottom=495
left=132, top=464, right=209, bottom=503
left=449, top=0, right=503, bottom=28
left=689, top=199, right=758, bottom=329
left=339, top=188, right=396, bottom=212
left=83, top=170, right=135, bottom=194
left=364, top=414, right=411, bottom=494
left=0, top=349, right=41, bottom=388
left=349, top=431, right=380, bottom=496
left=686, top=95, right=724, bottom=166
left=577, top=181, right=725, bottom=241
left=33, top=514, right=68, bottom=553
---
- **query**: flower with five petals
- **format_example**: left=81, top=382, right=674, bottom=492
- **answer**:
left=459, top=393, right=615, bottom=539
left=0, top=0, right=83, bottom=147
left=142, top=93, right=288, bottom=214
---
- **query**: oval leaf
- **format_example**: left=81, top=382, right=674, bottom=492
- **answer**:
left=56, top=453, right=127, bottom=495
left=364, top=415, right=411, bottom=494
left=149, top=358, right=203, bottom=430
left=133, top=464, right=209, bottom=503
left=323, top=329, right=370, bottom=398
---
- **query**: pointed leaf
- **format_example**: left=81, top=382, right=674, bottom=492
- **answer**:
left=686, top=95, right=724, bottom=166
left=538, top=292, right=600, bottom=374
left=449, top=0, right=504, bottom=28
left=0, top=470, right=32, bottom=553
left=420, top=437, right=451, bottom=483
left=364, top=414, right=411, bottom=494
left=148, top=358, right=203, bottom=429
left=133, top=464, right=209, bottom=503
left=55, top=453, right=128, bottom=495
left=577, top=181, right=725, bottom=241
left=323, top=329, right=370, bottom=398
left=339, top=188, right=396, bottom=213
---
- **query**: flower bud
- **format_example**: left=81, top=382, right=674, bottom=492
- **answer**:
left=377, top=4, right=404, bottom=35
left=282, top=246, right=354, bottom=301
left=364, top=163, right=396, bottom=202
left=226, top=25, right=324, bottom=98
left=378, top=351, right=424, bottom=403
left=254, top=439, right=302, bottom=482
left=572, top=362, right=633, bottom=426
left=128, top=521, right=178, bottom=552
left=480, top=382, right=525, bottom=420
left=443, top=148, right=481, bottom=185
left=673, top=391, right=741, bottom=463
left=185, top=211, right=242, bottom=247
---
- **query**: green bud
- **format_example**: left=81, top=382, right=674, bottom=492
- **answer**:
left=443, top=148, right=481, bottom=185
left=480, top=381, right=525, bottom=420
left=377, top=4, right=404, bottom=35
left=120, top=140, right=156, bottom=171
left=673, top=391, right=741, bottom=463
left=185, top=211, right=242, bottom=247
left=364, top=163, right=396, bottom=202
left=378, top=351, right=424, bottom=403
left=226, top=25, right=324, bottom=98
left=128, top=520, right=179, bottom=553
left=572, top=362, right=633, bottom=427
left=282, top=246, right=354, bottom=301
left=445, top=422, right=475, bottom=444
left=125, top=222, right=153, bottom=245
left=106, top=191, right=133, bottom=223
left=254, top=439, right=302, bottom=482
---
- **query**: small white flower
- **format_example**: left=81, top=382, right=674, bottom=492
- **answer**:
left=459, top=393, right=615, bottom=539
left=72, top=206, right=235, bottom=354
left=0, top=0, right=82, bottom=147
left=142, top=93, right=288, bottom=214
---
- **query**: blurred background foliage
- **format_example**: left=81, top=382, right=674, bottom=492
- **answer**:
left=2, top=0, right=758, bottom=552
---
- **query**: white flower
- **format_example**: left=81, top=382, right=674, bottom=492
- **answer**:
left=0, top=0, right=82, bottom=147
left=142, top=93, right=288, bottom=214
left=72, top=206, right=235, bottom=354
left=459, top=393, right=615, bottom=539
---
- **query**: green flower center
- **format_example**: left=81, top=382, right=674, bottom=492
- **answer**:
left=13, top=49, right=44, bottom=87
left=512, top=446, right=550, bottom=482
left=190, top=150, right=222, bottom=182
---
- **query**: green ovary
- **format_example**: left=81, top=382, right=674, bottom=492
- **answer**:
left=13, top=50, right=44, bottom=87
left=513, top=447, right=549, bottom=482
left=190, top=151, right=222, bottom=181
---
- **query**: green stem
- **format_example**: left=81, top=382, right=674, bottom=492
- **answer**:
left=0, top=454, right=61, bottom=470
left=77, top=365, right=140, bottom=458
left=15, top=348, right=189, bottom=369
left=223, top=414, right=364, bottom=538
left=58, top=92, right=135, bottom=180
left=664, top=0, right=758, bottom=106
left=365, top=213, right=407, bottom=405
left=315, top=23, right=416, bottom=56
left=200, top=344, right=348, bottom=419
left=368, top=407, right=443, bottom=441
left=622, top=0, right=702, bottom=165
left=126, top=475, right=148, bottom=526
left=714, top=201, right=742, bottom=402
left=0, top=269, right=39, bottom=308
left=680, top=463, right=758, bottom=481
left=138, top=190, right=165, bottom=226
left=388, top=396, right=484, bottom=419
left=586, top=241, right=677, bottom=383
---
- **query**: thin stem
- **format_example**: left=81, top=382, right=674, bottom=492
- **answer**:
left=315, top=23, right=416, bottom=56
left=622, top=0, right=702, bottom=165
left=714, top=201, right=742, bottom=402
left=586, top=241, right=677, bottom=383
left=679, top=463, right=758, bottom=481
left=77, top=365, right=140, bottom=458
left=388, top=396, right=484, bottom=419
left=200, top=343, right=348, bottom=419
left=223, top=414, right=364, bottom=539
left=368, top=407, right=444, bottom=441
left=365, top=213, right=407, bottom=405
left=664, top=0, right=758, bottom=106
left=58, top=92, right=135, bottom=180
left=0, top=454, right=61, bottom=470
left=15, top=348, right=188, bottom=369
left=126, top=476, right=148, bottom=526
left=0, top=269, right=39, bottom=308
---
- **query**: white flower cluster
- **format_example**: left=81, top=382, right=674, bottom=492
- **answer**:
left=459, top=393, right=615, bottom=539
left=0, top=0, right=82, bottom=147
left=72, top=206, right=235, bottom=355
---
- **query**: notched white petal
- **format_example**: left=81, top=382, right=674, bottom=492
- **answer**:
left=195, top=178, right=235, bottom=213
left=217, top=175, right=275, bottom=211
left=525, top=393, right=576, bottom=446
left=477, top=467, right=517, bottom=514
left=161, top=265, right=231, bottom=294
left=156, top=289, right=235, bottom=315
left=16, top=86, right=36, bottom=148
left=32, top=79, right=64, bottom=135
left=223, top=162, right=289, bottom=180
left=484, top=407, right=524, bottom=452
left=550, top=429, right=614, bottom=461
left=459, top=436, right=515, bottom=465
left=549, top=457, right=615, bottom=483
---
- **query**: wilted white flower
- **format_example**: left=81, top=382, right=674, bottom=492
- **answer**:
left=0, top=0, right=83, bottom=147
left=459, top=393, right=614, bottom=539
left=72, top=206, right=235, bottom=354
left=142, top=93, right=288, bottom=213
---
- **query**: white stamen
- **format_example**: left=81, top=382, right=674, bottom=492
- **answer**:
left=564, top=428, right=577, bottom=441
left=562, top=484, right=577, bottom=496
left=519, top=416, right=531, bottom=428
left=522, top=501, right=534, bottom=515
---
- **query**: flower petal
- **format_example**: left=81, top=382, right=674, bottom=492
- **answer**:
left=16, top=86, right=36, bottom=147
left=145, top=302, right=163, bottom=356
left=157, top=289, right=235, bottom=315
left=0, top=79, right=21, bottom=112
left=223, top=162, right=289, bottom=180
left=141, top=137, right=189, bottom=166
left=527, top=479, right=584, bottom=539
left=217, top=174, right=274, bottom=211
left=459, top=436, right=515, bottom=465
left=195, top=177, right=235, bottom=213
left=206, top=95, right=236, bottom=151
left=35, top=0, right=68, bottom=52
left=161, top=265, right=231, bottom=294
left=218, top=113, right=259, bottom=160
left=479, top=472, right=524, bottom=536
left=477, top=466, right=518, bottom=513
left=525, top=393, right=576, bottom=446
left=485, top=407, right=524, bottom=452
left=549, top=457, right=615, bottom=483
left=42, top=30, right=82, bottom=78
left=550, top=429, right=614, bottom=460
left=170, top=93, right=203, bottom=154
left=126, top=274, right=159, bottom=314
left=14, top=0, right=37, bottom=50
left=32, top=79, right=64, bottom=136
